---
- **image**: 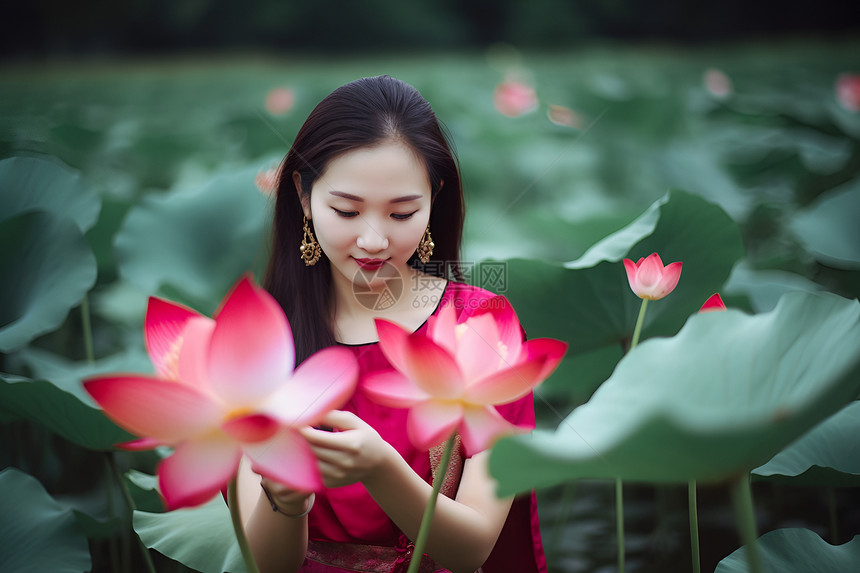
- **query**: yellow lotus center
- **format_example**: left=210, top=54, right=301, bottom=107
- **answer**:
left=455, top=324, right=469, bottom=340
left=225, top=406, right=255, bottom=421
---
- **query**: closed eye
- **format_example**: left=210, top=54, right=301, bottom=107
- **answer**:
left=333, top=208, right=359, bottom=218
left=391, top=210, right=418, bottom=221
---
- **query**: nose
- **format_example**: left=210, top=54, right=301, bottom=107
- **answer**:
left=356, top=223, right=389, bottom=253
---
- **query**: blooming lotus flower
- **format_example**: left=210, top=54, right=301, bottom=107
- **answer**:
left=623, top=253, right=683, bottom=301
left=85, top=276, right=358, bottom=509
left=255, top=167, right=279, bottom=195
left=704, top=68, right=732, bottom=99
left=836, top=73, right=860, bottom=112
left=494, top=80, right=538, bottom=117
left=265, top=86, right=295, bottom=115
left=362, top=296, right=567, bottom=456
left=699, top=293, right=726, bottom=313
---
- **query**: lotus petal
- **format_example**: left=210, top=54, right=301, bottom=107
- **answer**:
left=176, top=316, right=215, bottom=393
left=408, top=401, right=463, bottom=451
left=464, top=355, right=554, bottom=405
left=245, top=429, right=322, bottom=492
left=460, top=405, right=522, bottom=457
left=208, top=277, right=294, bottom=406
left=144, top=297, right=202, bottom=380
left=159, top=436, right=242, bottom=509
left=264, top=346, right=358, bottom=426
left=361, top=370, right=430, bottom=408
left=85, top=375, right=222, bottom=444
left=222, top=414, right=279, bottom=443
left=404, top=336, right=464, bottom=398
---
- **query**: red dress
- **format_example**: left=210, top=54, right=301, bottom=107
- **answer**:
left=300, top=282, right=547, bottom=573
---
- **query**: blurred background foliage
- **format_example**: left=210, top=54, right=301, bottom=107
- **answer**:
left=2, top=1, right=860, bottom=572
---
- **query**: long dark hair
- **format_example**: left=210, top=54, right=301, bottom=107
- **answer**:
left=264, top=75, right=465, bottom=364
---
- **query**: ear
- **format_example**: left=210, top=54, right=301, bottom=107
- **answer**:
left=293, top=171, right=311, bottom=218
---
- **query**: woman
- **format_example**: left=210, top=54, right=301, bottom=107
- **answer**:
left=237, top=75, right=546, bottom=573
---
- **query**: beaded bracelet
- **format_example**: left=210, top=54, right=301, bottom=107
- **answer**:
left=261, top=485, right=315, bottom=518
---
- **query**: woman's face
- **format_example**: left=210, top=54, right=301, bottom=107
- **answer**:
left=300, top=141, right=432, bottom=295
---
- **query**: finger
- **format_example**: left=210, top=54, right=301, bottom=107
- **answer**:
left=318, top=410, right=364, bottom=431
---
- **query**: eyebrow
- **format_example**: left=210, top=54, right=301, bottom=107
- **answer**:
left=328, top=191, right=423, bottom=204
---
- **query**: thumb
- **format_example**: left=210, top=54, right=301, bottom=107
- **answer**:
left=318, top=409, right=364, bottom=431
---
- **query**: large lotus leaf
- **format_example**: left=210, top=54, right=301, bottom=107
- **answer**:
left=114, top=166, right=270, bottom=312
left=789, top=179, right=860, bottom=270
left=715, top=528, right=860, bottom=573
left=0, top=155, right=101, bottom=231
left=134, top=496, right=247, bottom=573
left=490, top=291, right=860, bottom=496
left=0, top=211, right=97, bottom=352
left=0, top=468, right=91, bottom=573
left=724, top=260, right=822, bottom=313
left=16, top=346, right=153, bottom=406
left=500, top=190, right=745, bottom=358
left=752, top=400, right=860, bottom=487
left=0, top=372, right=135, bottom=450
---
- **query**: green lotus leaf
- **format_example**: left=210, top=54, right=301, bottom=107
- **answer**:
left=0, top=211, right=97, bottom=352
left=0, top=155, right=101, bottom=232
left=490, top=291, right=860, bottom=496
left=789, top=179, right=860, bottom=270
left=0, top=468, right=91, bottom=573
left=499, top=190, right=744, bottom=359
left=0, top=372, right=135, bottom=451
left=715, top=528, right=860, bottom=573
left=126, top=470, right=167, bottom=514
left=114, top=166, right=270, bottom=312
left=134, top=495, right=247, bottom=573
left=752, top=401, right=860, bottom=487
left=724, top=260, right=822, bottom=313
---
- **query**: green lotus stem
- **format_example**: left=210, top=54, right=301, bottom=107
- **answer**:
left=616, top=477, right=625, bottom=573
left=81, top=294, right=95, bottom=364
left=730, top=474, right=762, bottom=573
left=630, top=298, right=649, bottom=350
left=407, top=431, right=456, bottom=573
left=689, top=480, right=700, bottom=573
left=104, top=455, right=121, bottom=573
left=228, top=477, right=261, bottom=573
left=109, top=456, right=156, bottom=573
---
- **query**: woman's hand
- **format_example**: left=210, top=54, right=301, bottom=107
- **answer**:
left=259, top=477, right=314, bottom=516
left=300, top=410, right=394, bottom=488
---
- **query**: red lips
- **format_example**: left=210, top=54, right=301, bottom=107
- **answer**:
left=354, top=258, right=387, bottom=270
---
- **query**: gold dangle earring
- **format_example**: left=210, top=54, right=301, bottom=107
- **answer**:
left=417, top=225, right=434, bottom=264
left=300, top=216, right=322, bottom=266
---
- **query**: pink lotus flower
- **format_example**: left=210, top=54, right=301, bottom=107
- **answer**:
left=362, top=297, right=567, bottom=456
left=265, top=87, right=295, bottom=115
left=699, top=293, right=726, bottom=313
left=623, top=253, right=683, bottom=301
left=85, top=276, right=358, bottom=509
left=704, top=68, right=732, bottom=99
left=836, top=73, right=860, bottom=112
left=494, top=80, right=538, bottom=117
left=255, top=167, right=279, bottom=195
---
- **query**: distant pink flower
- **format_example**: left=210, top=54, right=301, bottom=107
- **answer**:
left=623, top=253, right=683, bottom=301
left=836, top=74, right=860, bottom=112
left=85, top=276, right=358, bottom=509
left=265, top=87, right=295, bottom=115
left=494, top=80, right=538, bottom=117
left=547, top=104, right=583, bottom=128
left=699, top=293, right=726, bottom=313
left=704, top=68, right=732, bottom=99
left=255, top=168, right=279, bottom=195
left=363, top=297, right=567, bottom=455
